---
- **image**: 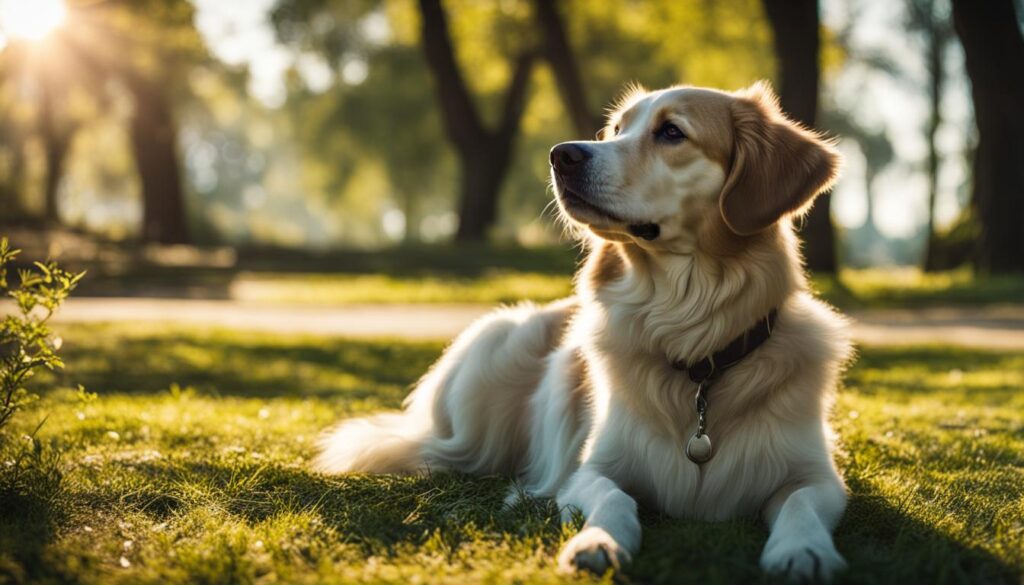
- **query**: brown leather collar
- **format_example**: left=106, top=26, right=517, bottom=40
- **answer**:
left=672, top=309, right=779, bottom=383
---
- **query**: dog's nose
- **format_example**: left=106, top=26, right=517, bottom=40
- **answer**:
left=550, top=143, right=592, bottom=174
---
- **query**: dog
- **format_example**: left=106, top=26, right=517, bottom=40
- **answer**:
left=315, top=81, right=852, bottom=582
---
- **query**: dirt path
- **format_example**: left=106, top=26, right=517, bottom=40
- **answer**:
left=40, top=298, right=1024, bottom=349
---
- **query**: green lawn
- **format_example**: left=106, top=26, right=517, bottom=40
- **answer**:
left=61, top=240, right=1024, bottom=308
left=1, top=324, right=1021, bottom=584
left=228, top=266, right=1024, bottom=308
left=231, top=271, right=575, bottom=305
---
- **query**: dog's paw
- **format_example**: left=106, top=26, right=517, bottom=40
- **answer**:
left=760, top=539, right=847, bottom=583
left=557, top=527, right=631, bottom=575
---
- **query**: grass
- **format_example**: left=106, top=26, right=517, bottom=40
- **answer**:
left=230, top=271, right=575, bottom=305
left=1, top=323, right=1022, bottom=584
left=59, top=240, right=1024, bottom=308
left=224, top=267, right=1024, bottom=308
left=816, top=267, right=1024, bottom=309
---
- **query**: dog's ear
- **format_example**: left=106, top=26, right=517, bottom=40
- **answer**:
left=719, top=81, right=840, bottom=236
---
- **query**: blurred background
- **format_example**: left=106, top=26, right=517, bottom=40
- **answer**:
left=1, top=0, right=1023, bottom=304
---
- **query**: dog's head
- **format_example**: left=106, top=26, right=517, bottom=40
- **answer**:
left=550, top=82, right=840, bottom=249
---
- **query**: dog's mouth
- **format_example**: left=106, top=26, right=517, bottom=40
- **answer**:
left=554, top=182, right=661, bottom=241
left=557, top=186, right=625, bottom=224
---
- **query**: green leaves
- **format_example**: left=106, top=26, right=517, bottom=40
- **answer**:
left=0, top=237, right=84, bottom=433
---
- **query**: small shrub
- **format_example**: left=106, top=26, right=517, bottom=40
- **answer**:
left=0, top=237, right=84, bottom=433
left=0, top=236, right=84, bottom=515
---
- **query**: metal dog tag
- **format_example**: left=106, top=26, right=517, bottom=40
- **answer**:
left=686, top=433, right=713, bottom=464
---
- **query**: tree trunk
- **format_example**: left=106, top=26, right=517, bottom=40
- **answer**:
left=533, top=0, right=601, bottom=138
left=762, top=0, right=837, bottom=274
left=456, top=154, right=508, bottom=241
left=400, top=189, right=420, bottom=243
left=418, top=0, right=534, bottom=242
left=126, top=76, right=190, bottom=244
left=38, top=77, right=73, bottom=225
left=0, top=143, right=25, bottom=221
left=951, top=0, right=1024, bottom=273
left=922, top=21, right=948, bottom=271
left=863, top=165, right=878, bottom=234
left=41, top=137, right=71, bottom=225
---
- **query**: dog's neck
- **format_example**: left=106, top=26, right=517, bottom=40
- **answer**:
left=579, top=220, right=805, bottom=365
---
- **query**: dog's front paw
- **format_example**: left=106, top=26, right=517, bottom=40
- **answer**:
left=760, top=538, right=847, bottom=583
left=557, top=527, right=631, bottom=575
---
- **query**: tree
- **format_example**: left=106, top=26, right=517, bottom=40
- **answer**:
left=418, top=0, right=536, bottom=241
left=123, top=72, right=190, bottom=244
left=105, top=0, right=200, bottom=244
left=824, top=108, right=895, bottom=265
left=337, top=47, right=450, bottom=242
left=907, top=0, right=954, bottom=271
left=56, top=0, right=202, bottom=244
left=37, top=71, right=76, bottom=224
left=0, top=115, right=27, bottom=220
left=0, top=38, right=96, bottom=226
left=950, top=0, right=1024, bottom=273
left=761, top=0, right=836, bottom=273
left=533, top=0, right=601, bottom=139
left=0, top=0, right=200, bottom=242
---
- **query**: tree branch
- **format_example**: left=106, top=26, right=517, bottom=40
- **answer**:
left=418, top=0, right=487, bottom=151
left=496, top=50, right=537, bottom=147
left=533, top=0, right=600, bottom=138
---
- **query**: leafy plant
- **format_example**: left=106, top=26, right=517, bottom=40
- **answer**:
left=0, top=237, right=84, bottom=433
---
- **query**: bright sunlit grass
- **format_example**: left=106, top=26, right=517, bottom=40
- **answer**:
left=218, top=266, right=1024, bottom=308
left=0, top=323, right=1020, bottom=583
left=0, top=0, right=66, bottom=42
left=230, top=271, right=575, bottom=305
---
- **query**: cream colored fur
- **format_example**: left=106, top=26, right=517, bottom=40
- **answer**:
left=315, top=82, right=852, bottom=582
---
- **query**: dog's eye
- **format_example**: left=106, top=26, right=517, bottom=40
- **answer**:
left=656, top=122, right=686, bottom=142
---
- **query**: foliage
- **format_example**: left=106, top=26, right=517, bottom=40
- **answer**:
left=0, top=323, right=1020, bottom=583
left=0, top=237, right=84, bottom=431
left=267, top=0, right=783, bottom=243
left=0, top=237, right=85, bottom=576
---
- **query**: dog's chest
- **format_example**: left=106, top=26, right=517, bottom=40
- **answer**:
left=627, top=419, right=790, bottom=520
left=592, top=354, right=791, bottom=521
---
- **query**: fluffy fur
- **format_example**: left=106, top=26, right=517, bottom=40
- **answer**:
left=315, top=82, right=853, bottom=582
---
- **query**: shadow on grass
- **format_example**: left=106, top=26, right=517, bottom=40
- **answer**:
left=50, top=337, right=1024, bottom=404
left=108, top=458, right=564, bottom=556
left=70, top=245, right=582, bottom=300
left=812, top=272, right=1024, bottom=310
left=10, top=334, right=1021, bottom=583
left=629, top=478, right=1018, bottom=584
left=0, top=442, right=74, bottom=584
left=3, top=439, right=1018, bottom=583
left=77, top=455, right=1019, bottom=584
left=44, top=328, right=443, bottom=400
left=834, top=474, right=1017, bottom=585
left=5, top=454, right=1016, bottom=584
left=846, top=346, right=1024, bottom=398
left=0, top=492, right=64, bottom=583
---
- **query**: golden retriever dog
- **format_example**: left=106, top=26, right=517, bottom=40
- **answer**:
left=316, top=81, right=852, bottom=582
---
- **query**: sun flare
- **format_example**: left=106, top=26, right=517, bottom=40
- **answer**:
left=0, top=0, right=66, bottom=42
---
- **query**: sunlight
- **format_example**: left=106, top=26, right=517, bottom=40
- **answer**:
left=0, top=0, right=66, bottom=42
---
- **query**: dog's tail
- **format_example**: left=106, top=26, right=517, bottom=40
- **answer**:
left=313, top=300, right=575, bottom=476
left=313, top=411, right=429, bottom=474
left=313, top=346, right=447, bottom=475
